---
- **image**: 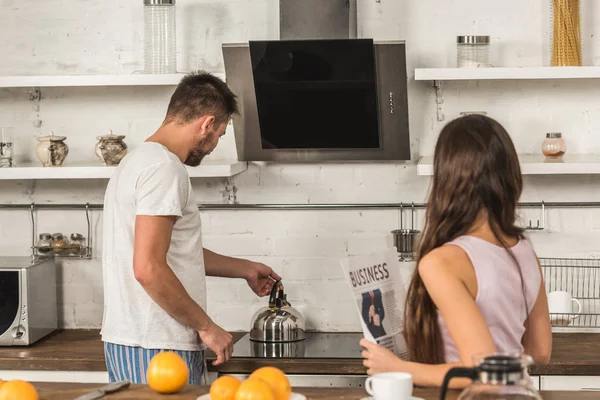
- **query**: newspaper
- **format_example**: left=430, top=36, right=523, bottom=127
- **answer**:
left=341, top=248, right=410, bottom=360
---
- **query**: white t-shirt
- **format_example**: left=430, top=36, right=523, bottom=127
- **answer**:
left=100, top=142, right=207, bottom=351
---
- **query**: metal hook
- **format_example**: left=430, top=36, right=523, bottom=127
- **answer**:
left=85, top=203, right=91, bottom=258
left=399, top=202, right=403, bottom=230
left=30, top=203, right=36, bottom=261
left=525, top=200, right=546, bottom=231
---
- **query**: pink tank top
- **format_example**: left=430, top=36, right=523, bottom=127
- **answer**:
left=437, top=235, right=542, bottom=363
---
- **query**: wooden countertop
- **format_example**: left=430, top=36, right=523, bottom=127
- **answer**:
left=32, top=382, right=599, bottom=400
left=0, top=330, right=598, bottom=376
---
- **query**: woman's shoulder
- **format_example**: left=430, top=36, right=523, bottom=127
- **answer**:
left=419, top=244, right=471, bottom=276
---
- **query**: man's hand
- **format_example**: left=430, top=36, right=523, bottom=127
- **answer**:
left=245, top=262, right=282, bottom=297
left=198, top=321, right=233, bottom=366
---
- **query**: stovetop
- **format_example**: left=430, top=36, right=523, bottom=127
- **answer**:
left=231, top=332, right=364, bottom=359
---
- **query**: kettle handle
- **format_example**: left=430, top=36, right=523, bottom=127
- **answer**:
left=439, top=367, right=478, bottom=400
left=269, top=280, right=284, bottom=307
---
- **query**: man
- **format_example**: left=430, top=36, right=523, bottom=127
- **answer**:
left=100, top=71, right=281, bottom=384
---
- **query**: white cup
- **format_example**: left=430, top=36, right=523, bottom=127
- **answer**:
left=365, top=372, right=413, bottom=400
left=548, top=291, right=582, bottom=326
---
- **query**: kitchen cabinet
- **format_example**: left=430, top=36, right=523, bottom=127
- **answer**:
left=540, top=375, right=600, bottom=390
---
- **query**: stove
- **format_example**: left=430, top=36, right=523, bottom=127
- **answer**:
left=231, top=332, right=364, bottom=359
left=215, top=332, right=367, bottom=388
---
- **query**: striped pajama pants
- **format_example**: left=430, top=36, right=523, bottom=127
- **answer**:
left=103, top=342, right=206, bottom=384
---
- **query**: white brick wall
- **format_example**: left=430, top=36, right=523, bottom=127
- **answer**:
left=2, top=0, right=600, bottom=331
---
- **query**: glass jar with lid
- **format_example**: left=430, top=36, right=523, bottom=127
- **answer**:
left=457, top=35, right=491, bottom=68
left=51, top=233, right=69, bottom=254
left=542, top=132, right=567, bottom=160
left=37, top=233, right=53, bottom=254
left=69, top=233, right=85, bottom=256
left=144, top=0, right=177, bottom=74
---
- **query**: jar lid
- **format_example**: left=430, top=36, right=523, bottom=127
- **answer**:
left=144, top=0, right=175, bottom=5
left=97, top=129, right=125, bottom=141
left=70, top=233, right=84, bottom=240
left=39, top=233, right=52, bottom=239
left=37, top=130, right=66, bottom=142
left=51, top=233, right=64, bottom=240
left=546, top=132, right=562, bottom=138
left=457, top=35, right=490, bottom=44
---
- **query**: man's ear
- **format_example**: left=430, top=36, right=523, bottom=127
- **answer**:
left=195, top=115, right=216, bottom=137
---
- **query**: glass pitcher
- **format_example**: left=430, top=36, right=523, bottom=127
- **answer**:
left=439, top=353, right=542, bottom=400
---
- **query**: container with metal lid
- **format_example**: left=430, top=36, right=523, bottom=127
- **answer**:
left=51, top=233, right=68, bottom=254
left=542, top=132, right=567, bottom=160
left=144, top=0, right=177, bottom=74
left=69, top=233, right=85, bottom=256
left=37, top=233, right=53, bottom=254
left=249, top=281, right=306, bottom=343
left=457, top=35, right=491, bottom=68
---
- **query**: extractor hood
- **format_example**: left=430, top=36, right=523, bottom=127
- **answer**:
left=222, top=0, right=411, bottom=163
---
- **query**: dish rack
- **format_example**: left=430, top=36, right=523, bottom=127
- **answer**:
left=540, top=257, right=600, bottom=330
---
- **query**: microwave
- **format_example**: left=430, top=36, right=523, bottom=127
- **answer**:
left=222, top=38, right=411, bottom=162
left=0, top=257, right=57, bottom=346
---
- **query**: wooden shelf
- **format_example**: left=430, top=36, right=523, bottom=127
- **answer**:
left=417, top=155, right=600, bottom=176
left=0, top=160, right=247, bottom=180
left=414, top=67, right=600, bottom=81
left=0, top=72, right=225, bottom=88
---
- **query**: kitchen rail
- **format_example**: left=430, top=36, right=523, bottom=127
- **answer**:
left=1, top=200, right=600, bottom=210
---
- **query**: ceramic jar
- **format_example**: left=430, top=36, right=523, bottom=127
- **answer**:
left=36, top=131, right=68, bottom=167
left=95, top=130, right=127, bottom=166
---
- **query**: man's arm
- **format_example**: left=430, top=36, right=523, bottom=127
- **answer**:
left=134, top=215, right=233, bottom=365
left=203, top=248, right=254, bottom=279
left=203, top=248, right=282, bottom=297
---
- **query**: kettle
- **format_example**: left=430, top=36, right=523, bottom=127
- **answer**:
left=249, top=280, right=306, bottom=343
left=440, top=354, right=542, bottom=400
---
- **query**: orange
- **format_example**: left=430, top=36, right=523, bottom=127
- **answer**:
left=0, top=379, right=3, bottom=389
left=0, top=380, right=39, bottom=400
left=210, top=375, right=242, bottom=400
left=249, top=367, right=291, bottom=400
left=147, top=351, right=189, bottom=394
left=234, top=378, right=275, bottom=400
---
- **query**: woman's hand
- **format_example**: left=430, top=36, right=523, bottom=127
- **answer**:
left=360, top=338, right=404, bottom=375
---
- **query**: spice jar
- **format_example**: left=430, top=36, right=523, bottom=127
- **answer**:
left=69, top=233, right=85, bottom=255
left=37, top=233, right=53, bottom=254
left=51, top=233, right=68, bottom=254
left=542, top=132, right=567, bottom=160
left=457, top=35, right=491, bottom=68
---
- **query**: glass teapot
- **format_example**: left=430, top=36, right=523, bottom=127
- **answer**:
left=440, top=354, right=542, bottom=400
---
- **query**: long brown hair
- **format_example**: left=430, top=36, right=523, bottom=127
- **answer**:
left=404, top=115, right=525, bottom=364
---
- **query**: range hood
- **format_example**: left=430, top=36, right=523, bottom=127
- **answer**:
left=222, top=0, right=411, bottom=163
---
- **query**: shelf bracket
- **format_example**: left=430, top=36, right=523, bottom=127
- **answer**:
left=28, top=87, right=42, bottom=128
left=433, top=80, right=444, bottom=122
left=222, top=179, right=238, bottom=204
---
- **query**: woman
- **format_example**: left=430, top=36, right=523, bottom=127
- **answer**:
left=360, top=115, right=552, bottom=387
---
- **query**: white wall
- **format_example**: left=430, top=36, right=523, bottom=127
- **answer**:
left=2, top=0, right=600, bottom=331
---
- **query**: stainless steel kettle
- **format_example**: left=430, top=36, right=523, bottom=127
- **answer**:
left=249, top=280, right=306, bottom=343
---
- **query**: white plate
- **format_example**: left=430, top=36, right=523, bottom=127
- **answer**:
left=198, top=393, right=307, bottom=400
left=361, top=397, right=424, bottom=400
